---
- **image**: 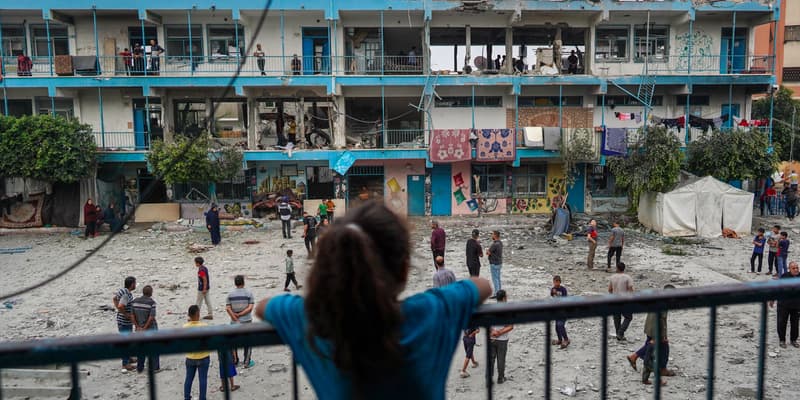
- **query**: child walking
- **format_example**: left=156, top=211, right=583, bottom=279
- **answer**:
left=750, top=228, right=766, bottom=274
left=550, top=276, right=570, bottom=349
left=217, top=349, right=239, bottom=392
left=284, top=250, right=303, bottom=292
left=460, top=325, right=479, bottom=378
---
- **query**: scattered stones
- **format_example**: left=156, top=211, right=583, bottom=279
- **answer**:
left=267, top=364, right=287, bottom=373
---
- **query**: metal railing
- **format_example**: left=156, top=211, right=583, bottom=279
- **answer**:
left=596, top=54, right=774, bottom=75
left=93, top=131, right=151, bottom=150
left=1, top=279, right=798, bottom=399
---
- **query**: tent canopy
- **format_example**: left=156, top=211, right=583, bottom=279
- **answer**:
left=638, top=176, right=753, bottom=237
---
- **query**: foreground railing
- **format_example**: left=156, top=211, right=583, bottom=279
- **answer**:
left=1, top=279, right=799, bottom=399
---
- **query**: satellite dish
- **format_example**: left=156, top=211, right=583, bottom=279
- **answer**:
left=473, top=56, right=487, bottom=70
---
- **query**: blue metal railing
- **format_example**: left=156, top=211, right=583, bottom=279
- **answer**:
left=1, top=279, right=799, bottom=399
left=93, top=131, right=151, bottom=150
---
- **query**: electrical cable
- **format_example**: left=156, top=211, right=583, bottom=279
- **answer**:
left=0, top=0, right=275, bottom=301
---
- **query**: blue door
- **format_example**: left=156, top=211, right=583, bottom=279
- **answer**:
left=721, top=104, right=740, bottom=129
left=431, top=165, right=452, bottom=216
left=407, top=175, right=425, bottom=216
left=133, top=108, right=147, bottom=149
left=720, top=31, right=746, bottom=74
left=302, top=37, right=314, bottom=75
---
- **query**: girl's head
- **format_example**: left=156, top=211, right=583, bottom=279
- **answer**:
left=305, top=201, right=410, bottom=383
left=553, top=275, right=562, bottom=287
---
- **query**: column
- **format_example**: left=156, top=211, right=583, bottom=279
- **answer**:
left=505, top=27, right=513, bottom=74
left=332, top=95, right=346, bottom=148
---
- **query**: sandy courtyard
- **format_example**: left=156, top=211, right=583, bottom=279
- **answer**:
left=0, top=213, right=797, bottom=399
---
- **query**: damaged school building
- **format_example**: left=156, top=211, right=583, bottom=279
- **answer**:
left=0, top=0, right=779, bottom=223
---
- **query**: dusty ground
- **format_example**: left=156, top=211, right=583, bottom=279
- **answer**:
left=0, top=211, right=797, bottom=399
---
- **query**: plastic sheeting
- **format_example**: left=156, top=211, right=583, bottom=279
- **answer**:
left=638, top=176, right=754, bottom=237
left=550, top=207, right=570, bottom=238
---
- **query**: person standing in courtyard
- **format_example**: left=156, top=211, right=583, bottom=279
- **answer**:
left=607, top=221, right=625, bottom=272
left=770, top=261, right=800, bottom=348
left=113, top=276, right=137, bottom=371
left=487, top=230, right=503, bottom=297
left=283, top=249, right=302, bottom=292
left=184, top=305, right=211, bottom=400
left=84, top=198, right=99, bottom=239
left=608, top=262, right=634, bottom=341
left=131, top=285, right=160, bottom=373
left=195, top=257, right=213, bottom=320
left=460, top=324, right=480, bottom=378
left=465, top=229, right=483, bottom=277
left=226, top=275, right=255, bottom=368
left=302, top=211, right=318, bottom=256
left=277, top=197, right=293, bottom=239
left=778, top=232, right=790, bottom=277
left=255, top=201, right=492, bottom=398
left=325, top=198, right=336, bottom=223
left=206, top=203, right=221, bottom=246
left=767, top=225, right=781, bottom=275
left=587, top=219, right=598, bottom=269
left=489, top=290, right=512, bottom=384
left=550, top=276, right=570, bottom=349
left=433, top=256, right=456, bottom=288
left=627, top=284, right=676, bottom=383
left=431, top=221, right=446, bottom=269
left=750, top=228, right=766, bottom=274
left=317, top=199, right=329, bottom=222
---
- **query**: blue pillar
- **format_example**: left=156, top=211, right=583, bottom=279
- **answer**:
left=769, top=1, right=781, bottom=145
left=187, top=10, right=192, bottom=76
left=380, top=10, right=384, bottom=75
left=381, top=85, right=386, bottom=147
left=558, top=85, right=563, bottom=131
left=686, top=14, right=693, bottom=136
left=234, top=18, right=240, bottom=66
left=0, top=15, right=5, bottom=77
left=98, top=87, right=105, bottom=147
left=685, top=94, right=691, bottom=144
left=141, top=19, right=148, bottom=77
left=471, top=85, right=475, bottom=129
left=514, top=92, right=519, bottom=133
left=45, top=17, right=53, bottom=76
left=93, top=8, right=101, bottom=74
left=280, top=10, right=285, bottom=74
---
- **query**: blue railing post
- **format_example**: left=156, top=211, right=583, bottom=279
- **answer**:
left=757, top=301, right=768, bottom=399
left=141, top=19, right=147, bottom=77
left=147, top=353, right=157, bottom=400
left=93, top=7, right=101, bottom=74
left=544, top=321, right=552, bottom=400
left=654, top=311, right=662, bottom=399
left=0, top=15, right=5, bottom=78
left=706, top=306, right=717, bottom=400
left=600, top=316, right=608, bottom=400
left=69, top=362, right=81, bottom=400
left=45, top=16, right=53, bottom=76
left=187, top=10, right=192, bottom=76
left=98, top=87, right=105, bottom=147
left=485, top=324, right=493, bottom=400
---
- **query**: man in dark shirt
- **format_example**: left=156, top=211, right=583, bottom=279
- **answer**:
left=148, top=39, right=165, bottom=74
left=113, top=276, right=136, bottom=371
left=770, top=261, right=800, bottom=348
left=567, top=50, right=579, bottom=74
left=195, top=257, right=213, bottom=320
left=487, top=230, right=503, bottom=298
left=431, top=221, right=446, bottom=270
left=465, top=229, right=483, bottom=277
left=302, top=211, right=318, bottom=256
left=131, top=285, right=160, bottom=373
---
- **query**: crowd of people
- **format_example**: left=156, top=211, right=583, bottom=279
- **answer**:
left=104, top=199, right=800, bottom=399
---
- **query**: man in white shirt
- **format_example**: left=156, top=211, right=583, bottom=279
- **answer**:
left=489, top=290, right=513, bottom=384
left=608, top=262, right=635, bottom=341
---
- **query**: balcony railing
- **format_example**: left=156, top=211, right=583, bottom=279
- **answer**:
left=596, top=54, right=774, bottom=76
left=93, top=131, right=151, bottom=150
left=1, top=279, right=798, bottom=399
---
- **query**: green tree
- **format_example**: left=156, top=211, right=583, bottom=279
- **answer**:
left=147, top=134, right=243, bottom=185
left=753, top=86, right=799, bottom=161
left=686, top=129, right=778, bottom=181
left=607, top=126, right=683, bottom=212
left=0, top=115, right=96, bottom=182
left=559, top=128, right=597, bottom=204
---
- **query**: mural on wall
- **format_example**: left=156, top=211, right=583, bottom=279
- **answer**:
left=386, top=176, right=406, bottom=212
left=675, top=28, right=713, bottom=71
left=511, top=166, right=567, bottom=214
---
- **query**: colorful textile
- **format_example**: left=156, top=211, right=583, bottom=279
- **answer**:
left=466, top=199, right=479, bottom=212
left=332, top=151, right=356, bottom=175
left=453, top=173, right=465, bottom=187
left=454, top=189, right=466, bottom=205
left=429, top=129, right=471, bottom=163
left=0, top=194, right=44, bottom=228
left=601, top=128, right=627, bottom=156
left=475, top=129, right=515, bottom=162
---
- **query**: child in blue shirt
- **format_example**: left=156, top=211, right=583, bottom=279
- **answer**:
left=255, top=202, right=492, bottom=400
left=751, top=228, right=766, bottom=274
left=550, top=275, right=570, bottom=349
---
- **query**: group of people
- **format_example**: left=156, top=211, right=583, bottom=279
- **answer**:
left=83, top=197, right=124, bottom=238
left=113, top=256, right=259, bottom=399
left=118, top=40, right=164, bottom=76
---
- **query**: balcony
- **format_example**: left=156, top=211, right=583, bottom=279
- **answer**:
left=0, top=279, right=798, bottom=399
left=93, top=131, right=151, bottom=151
left=595, top=54, right=774, bottom=76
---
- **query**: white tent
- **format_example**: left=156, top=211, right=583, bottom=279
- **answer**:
left=638, top=176, right=754, bottom=237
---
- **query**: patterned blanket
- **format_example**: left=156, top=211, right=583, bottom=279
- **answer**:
left=0, top=194, right=44, bottom=228
left=429, top=129, right=471, bottom=163
left=475, top=129, right=515, bottom=162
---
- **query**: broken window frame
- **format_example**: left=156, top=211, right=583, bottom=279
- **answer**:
left=633, top=25, right=669, bottom=63
left=30, top=24, right=69, bottom=57
left=513, top=164, right=547, bottom=196
left=472, top=164, right=509, bottom=198
left=595, top=26, right=630, bottom=62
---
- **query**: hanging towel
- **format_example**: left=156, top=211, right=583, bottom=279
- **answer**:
left=601, top=128, right=627, bottom=156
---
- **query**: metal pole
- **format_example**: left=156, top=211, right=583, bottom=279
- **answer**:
left=686, top=14, right=692, bottom=137
left=381, top=85, right=386, bottom=148
left=769, top=2, right=780, bottom=145
left=730, top=11, right=736, bottom=74
left=558, top=85, right=563, bottom=131
left=0, top=15, right=5, bottom=78
left=471, top=85, right=475, bottom=130
left=45, top=17, right=53, bottom=76
left=187, top=10, right=192, bottom=76
left=792, top=106, right=796, bottom=162
left=380, top=10, right=384, bottom=75
left=145, top=94, right=151, bottom=148
left=235, top=18, right=240, bottom=68
left=686, top=94, right=691, bottom=144
left=93, top=8, right=100, bottom=74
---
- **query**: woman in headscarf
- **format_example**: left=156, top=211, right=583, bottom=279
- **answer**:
left=84, top=198, right=98, bottom=238
left=206, top=203, right=221, bottom=245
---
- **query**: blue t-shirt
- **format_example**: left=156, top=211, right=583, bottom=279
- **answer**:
left=753, top=235, right=766, bottom=254
left=779, top=239, right=790, bottom=258
left=264, top=280, right=480, bottom=400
